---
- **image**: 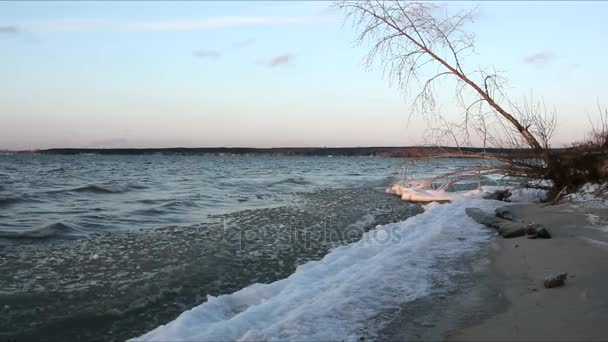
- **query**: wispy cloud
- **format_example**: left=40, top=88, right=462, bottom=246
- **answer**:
left=0, top=25, right=19, bottom=34
left=127, top=16, right=333, bottom=31
left=22, top=15, right=335, bottom=32
left=193, top=49, right=221, bottom=58
left=25, top=19, right=111, bottom=32
left=268, top=54, right=294, bottom=67
left=523, top=50, right=555, bottom=65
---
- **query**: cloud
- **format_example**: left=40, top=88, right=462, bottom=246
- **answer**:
left=24, top=18, right=111, bottom=32
left=193, top=49, right=221, bottom=58
left=126, top=16, right=334, bottom=31
left=523, top=51, right=555, bottom=65
left=268, top=54, right=294, bottom=67
left=0, top=25, right=19, bottom=34
left=23, top=15, right=335, bottom=32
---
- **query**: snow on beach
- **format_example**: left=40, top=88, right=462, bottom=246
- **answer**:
left=565, top=183, right=608, bottom=208
left=135, top=189, right=503, bottom=341
left=569, top=183, right=608, bottom=232
left=386, top=183, right=454, bottom=202
left=386, top=182, right=548, bottom=204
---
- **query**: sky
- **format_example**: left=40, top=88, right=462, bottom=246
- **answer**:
left=0, top=1, right=606, bottom=150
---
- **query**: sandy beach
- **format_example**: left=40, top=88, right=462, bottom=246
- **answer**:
left=378, top=199, right=608, bottom=342
left=450, top=202, right=608, bottom=341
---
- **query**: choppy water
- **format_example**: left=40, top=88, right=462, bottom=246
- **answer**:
left=0, top=154, right=414, bottom=240
left=0, top=154, right=494, bottom=341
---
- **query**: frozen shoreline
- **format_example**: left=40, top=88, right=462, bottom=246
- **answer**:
left=134, top=189, right=508, bottom=341
left=134, top=184, right=553, bottom=341
left=8, top=179, right=606, bottom=341
left=380, top=187, right=608, bottom=341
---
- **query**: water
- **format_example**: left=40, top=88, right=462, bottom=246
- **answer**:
left=1, top=154, right=443, bottom=340
left=0, top=154, right=411, bottom=240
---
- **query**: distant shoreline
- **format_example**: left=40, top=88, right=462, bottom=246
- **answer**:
left=12, top=146, right=565, bottom=158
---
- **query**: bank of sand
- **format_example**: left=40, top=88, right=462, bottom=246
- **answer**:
left=379, top=200, right=608, bottom=341
left=450, top=202, right=608, bottom=341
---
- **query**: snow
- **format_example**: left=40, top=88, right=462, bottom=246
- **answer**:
left=564, top=183, right=608, bottom=208
left=421, top=201, right=441, bottom=211
left=386, top=184, right=455, bottom=202
left=386, top=183, right=543, bottom=203
left=503, top=187, right=547, bottom=203
left=585, top=213, right=608, bottom=232
left=587, top=213, right=601, bottom=225
left=134, top=194, right=502, bottom=341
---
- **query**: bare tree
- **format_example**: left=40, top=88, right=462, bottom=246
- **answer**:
left=338, top=1, right=548, bottom=148
left=336, top=0, right=602, bottom=198
left=587, top=102, right=608, bottom=149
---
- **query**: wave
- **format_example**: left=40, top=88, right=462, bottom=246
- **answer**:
left=0, top=196, right=22, bottom=207
left=73, top=184, right=127, bottom=194
left=161, top=200, right=199, bottom=209
left=135, top=198, right=166, bottom=205
left=0, top=222, right=86, bottom=240
left=133, top=200, right=199, bottom=216
left=135, top=197, right=500, bottom=341
left=268, top=177, right=311, bottom=187
left=70, top=183, right=146, bottom=194
left=0, top=193, right=47, bottom=207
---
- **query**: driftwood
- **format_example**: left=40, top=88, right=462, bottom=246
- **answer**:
left=465, top=207, right=551, bottom=239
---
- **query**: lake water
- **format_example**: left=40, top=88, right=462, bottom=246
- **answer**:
left=0, top=154, right=417, bottom=239
left=0, top=154, right=492, bottom=341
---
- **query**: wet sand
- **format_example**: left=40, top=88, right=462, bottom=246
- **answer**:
left=380, top=201, right=608, bottom=341
left=450, top=203, right=608, bottom=341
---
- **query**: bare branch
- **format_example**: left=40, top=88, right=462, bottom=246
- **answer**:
left=337, top=0, right=606, bottom=198
left=337, top=0, right=546, bottom=151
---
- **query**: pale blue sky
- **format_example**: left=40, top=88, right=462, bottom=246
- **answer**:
left=0, top=1, right=606, bottom=149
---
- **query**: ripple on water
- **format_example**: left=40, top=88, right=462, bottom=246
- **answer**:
left=0, top=185, right=421, bottom=342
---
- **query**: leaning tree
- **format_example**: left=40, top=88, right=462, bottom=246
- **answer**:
left=337, top=0, right=605, bottom=198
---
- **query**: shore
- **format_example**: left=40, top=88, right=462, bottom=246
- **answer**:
left=451, top=202, right=608, bottom=341
left=379, top=199, right=608, bottom=341
left=4, top=186, right=607, bottom=340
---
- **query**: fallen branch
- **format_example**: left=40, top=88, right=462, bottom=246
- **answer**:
left=543, top=185, right=568, bottom=206
left=419, top=165, right=504, bottom=189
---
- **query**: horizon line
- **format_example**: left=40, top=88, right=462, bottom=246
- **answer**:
left=4, top=145, right=551, bottom=153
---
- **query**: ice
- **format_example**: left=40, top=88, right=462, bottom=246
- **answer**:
left=564, top=182, right=608, bottom=207
left=134, top=194, right=501, bottom=341
left=587, top=213, right=601, bottom=225
left=385, top=184, right=454, bottom=202
left=421, top=201, right=441, bottom=211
